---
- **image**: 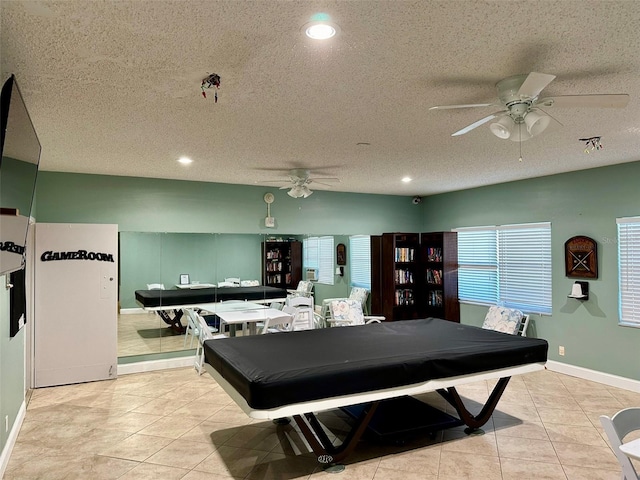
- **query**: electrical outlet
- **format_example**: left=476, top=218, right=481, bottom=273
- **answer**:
left=559, top=345, right=565, bottom=356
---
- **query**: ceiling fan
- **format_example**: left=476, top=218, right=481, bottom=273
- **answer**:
left=259, top=168, right=340, bottom=198
left=430, top=72, right=630, bottom=141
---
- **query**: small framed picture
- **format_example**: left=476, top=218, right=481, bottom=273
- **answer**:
left=336, top=243, right=346, bottom=266
left=179, top=274, right=190, bottom=285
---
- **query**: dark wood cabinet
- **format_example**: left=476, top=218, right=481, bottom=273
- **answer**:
left=371, top=232, right=459, bottom=323
left=371, top=233, right=420, bottom=321
left=420, top=232, right=459, bottom=322
left=262, top=240, right=302, bottom=289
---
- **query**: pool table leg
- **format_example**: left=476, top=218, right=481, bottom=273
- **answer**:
left=292, top=401, right=380, bottom=471
left=437, top=376, right=511, bottom=434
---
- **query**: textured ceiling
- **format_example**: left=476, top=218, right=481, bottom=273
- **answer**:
left=2, top=0, right=639, bottom=196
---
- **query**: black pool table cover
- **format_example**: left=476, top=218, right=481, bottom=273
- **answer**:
left=203, top=317, right=548, bottom=410
left=135, top=285, right=288, bottom=308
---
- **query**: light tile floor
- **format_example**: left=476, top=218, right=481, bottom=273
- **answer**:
left=5, top=367, right=640, bottom=479
left=118, top=313, right=187, bottom=357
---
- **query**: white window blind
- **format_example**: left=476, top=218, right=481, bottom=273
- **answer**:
left=456, top=227, right=498, bottom=305
left=349, top=235, right=371, bottom=289
left=617, top=216, right=640, bottom=327
left=303, top=236, right=334, bottom=285
left=498, top=223, right=552, bottom=313
left=455, top=222, right=552, bottom=314
left=318, top=236, right=334, bottom=285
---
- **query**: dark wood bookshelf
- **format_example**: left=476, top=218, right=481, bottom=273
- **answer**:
left=371, top=233, right=421, bottom=321
left=261, top=240, right=302, bottom=289
left=420, top=232, right=459, bottom=322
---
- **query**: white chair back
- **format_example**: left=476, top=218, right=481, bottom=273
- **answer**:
left=260, top=311, right=293, bottom=334
left=285, top=298, right=315, bottom=331
left=292, top=280, right=313, bottom=297
left=182, top=307, right=199, bottom=349
left=329, top=299, right=383, bottom=327
left=348, top=287, right=369, bottom=313
left=194, top=310, right=226, bottom=374
left=147, top=283, right=165, bottom=290
left=481, top=306, right=525, bottom=335
left=599, top=408, right=640, bottom=480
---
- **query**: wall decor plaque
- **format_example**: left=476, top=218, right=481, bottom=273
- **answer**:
left=565, top=236, right=597, bottom=278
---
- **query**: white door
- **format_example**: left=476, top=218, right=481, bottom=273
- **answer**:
left=34, top=223, right=118, bottom=387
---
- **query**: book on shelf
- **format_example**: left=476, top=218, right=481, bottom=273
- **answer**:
left=395, top=288, right=415, bottom=306
left=426, top=268, right=443, bottom=285
left=394, top=247, right=415, bottom=262
left=266, top=250, right=281, bottom=260
left=426, top=247, right=443, bottom=262
left=427, top=289, right=443, bottom=307
left=394, top=268, right=414, bottom=284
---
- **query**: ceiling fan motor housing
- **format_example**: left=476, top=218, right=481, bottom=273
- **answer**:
left=497, top=74, right=533, bottom=121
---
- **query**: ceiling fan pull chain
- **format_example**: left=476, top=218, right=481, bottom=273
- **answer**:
left=518, top=123, right=523, bottom=162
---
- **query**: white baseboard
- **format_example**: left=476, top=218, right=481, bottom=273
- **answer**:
left=117, top=356, right=195, bottom=375
left=546, top=360, right=640, bottom=393
left=0, top=401, right=26, bottom=479
left=119, top=307, right=148, bottom=315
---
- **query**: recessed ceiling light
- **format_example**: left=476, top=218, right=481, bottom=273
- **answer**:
left=305, top=22, right=336, bottom=39
left=402, top=177, right=412, bottom=183
left=178, top=156, right=193, bottom=165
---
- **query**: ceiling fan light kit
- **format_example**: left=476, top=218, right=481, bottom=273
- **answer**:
left=524, top=110, right=551, bottom=137
left=287, top=184, right=313, bottom=198
left=489, top=116, right=513, bottom=139
left=258, top=168, right=339, bottom=198
left=430, top=71, right=629, bottom=143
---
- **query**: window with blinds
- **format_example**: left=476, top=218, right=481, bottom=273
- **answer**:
left=303, top=236, right=334, bottom=285
left=617, top=216, right=640, bottom=327
left=455, top=222, right=552, bottom=314
left=349, top=235, right=371, bottom=289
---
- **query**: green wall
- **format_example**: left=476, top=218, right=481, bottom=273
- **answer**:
left=0, top=274, right=25, bottom=455
left=34, top=172, right=422, bottom=235
left=35, top=172, right=424, bottom=309
left=422, top=160, right=640, bottom=381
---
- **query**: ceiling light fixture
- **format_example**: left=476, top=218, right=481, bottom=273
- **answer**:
left=305, top=23, right=336, bottom=39
left=524, top=111, right=551, bottom=137
left=303, top=13, right=338, bottom=40
left=287, top=185, right=313, bottom=198
left=489, top=117, right=513, bottom=139
left=178, top=156, right=193, bottom=165
left=489, top=110, right=551, bottom=142
left=402, top=177, right=412, bottom=183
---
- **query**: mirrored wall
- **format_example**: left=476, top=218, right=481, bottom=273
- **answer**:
left=118, top=232, right=357, bottom=359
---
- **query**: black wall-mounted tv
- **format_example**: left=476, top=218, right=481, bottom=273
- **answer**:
left=1, top=74, right=41, bottom=276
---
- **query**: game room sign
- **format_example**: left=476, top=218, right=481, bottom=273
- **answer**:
left=0, top=241, right=24, bottom=255
left=40, top=249, right=115, bottom=262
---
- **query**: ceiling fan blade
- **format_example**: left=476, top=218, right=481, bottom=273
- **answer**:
left=451, top=112, right=504, bottom=136
left=309, top=177, right=340, bottom=182
left=517, top=72, right=556, bottom=99
left=429, top=103, right=497, bottom=111
left=311, top=181, right=336, bottom=188
left=256, top=179, right=289, bottom=184
left=536, top=94, right=630, bottom=109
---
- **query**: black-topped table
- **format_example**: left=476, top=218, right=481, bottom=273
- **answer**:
left=203, top=318, right=548, bottom=470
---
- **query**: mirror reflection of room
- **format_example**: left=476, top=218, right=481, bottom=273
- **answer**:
left=117, top=232, right=367, bottom=358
